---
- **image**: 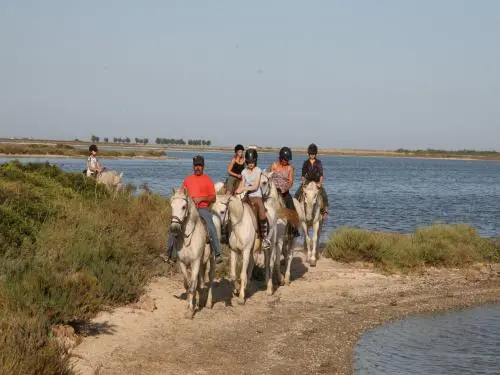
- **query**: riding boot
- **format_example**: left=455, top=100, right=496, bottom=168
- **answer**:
left=260, top=219, right=271, bottom=249
left=220, top=223, right=228, bottom=244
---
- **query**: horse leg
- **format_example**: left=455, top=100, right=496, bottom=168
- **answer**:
left=179, top=262, right=189, bottom=296
left=185, top=260, right=200, bottom=319
left=302, top=222, right=311, bottom=263
left=266, top=233, right=275, bottom=295
left=238, top=248, right=251, bottom=305
left=198, top=260, right=206, bottom=308
left=206, top=254, right=215, bottom=309
left=310, top=220, right=320, bottom=267
left=284, top=236, right=295, bottom=285
left=230, top=249, right=239, bottom=296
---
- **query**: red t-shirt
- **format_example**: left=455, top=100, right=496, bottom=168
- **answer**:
left=181, top=174, right=216, bottom=208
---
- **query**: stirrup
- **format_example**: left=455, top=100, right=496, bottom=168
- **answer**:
left=262, top=238, right=271, bottom=249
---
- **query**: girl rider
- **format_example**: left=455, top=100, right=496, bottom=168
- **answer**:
left=295, top=143, right=329, bottom=219
left=269, top=146, right=299, bottom=237
left=225, top=144, right=245, bottom=194
left=235, top=148, right=271, bottom=249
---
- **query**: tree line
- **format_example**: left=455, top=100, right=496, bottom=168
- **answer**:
left=90, top=135, right=211, bottom=146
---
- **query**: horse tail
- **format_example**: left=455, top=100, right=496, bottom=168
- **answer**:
left=277, top=207, right=299, bottom=229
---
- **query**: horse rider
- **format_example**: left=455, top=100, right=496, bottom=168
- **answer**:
left=235, top=148, right=271, bottom=249
left=225, top=144, right=245, bottom=195
left=164, top=155, right=223, bottom=264
left=295, top=143, right=329, bottom=219
left=269, top=146, right=300, bottom=237
left=86, top=144, right=105, bottom=177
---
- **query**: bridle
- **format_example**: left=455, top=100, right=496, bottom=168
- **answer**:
left=220, top=196, right=244, bottom=226
left=170, top=195, right=196, bottom=238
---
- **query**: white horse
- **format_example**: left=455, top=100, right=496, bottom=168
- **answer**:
left=96, top=170, right=123, bottom=192
left=261, top=172, right=304, bottom=285
left=298, top=182, right=324, bottom=266
left=170, top=187, right=216, bottom=318
left=212, top=194, right=259, bottom=304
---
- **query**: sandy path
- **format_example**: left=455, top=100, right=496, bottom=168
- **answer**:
left=72, top=254, right=500, bottom=375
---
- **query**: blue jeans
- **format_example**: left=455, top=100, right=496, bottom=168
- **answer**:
left=166, top=207, right=222, bottom=257
left=198, top=207, right=222, bottom=256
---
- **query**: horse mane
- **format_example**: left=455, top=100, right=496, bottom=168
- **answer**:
left=228, top=197, right=244, bottom=221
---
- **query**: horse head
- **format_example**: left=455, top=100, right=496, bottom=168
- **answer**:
left=302, top=182, right=320, bottom=222
left=170, top=187, right=192, bottom=235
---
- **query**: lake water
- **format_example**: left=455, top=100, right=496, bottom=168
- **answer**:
left=1, top=152, right=499, bottom=374
left=2, top=151, right=499, bottom=240
left=355, top=304, right=500, bottom=375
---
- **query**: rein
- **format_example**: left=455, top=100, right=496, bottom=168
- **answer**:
left=170, top=196, right=197, bottom=239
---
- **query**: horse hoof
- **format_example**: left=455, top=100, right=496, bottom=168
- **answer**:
left=310, top=259, right=317, bottom=267
left=237, top=298, right=246, bottom=306
left=184, top=310, right=194, bottom=319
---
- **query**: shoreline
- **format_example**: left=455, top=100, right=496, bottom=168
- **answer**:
left=1, top=140, right=499, bottom=161
left=0, top=151, right=498, bottom=162
left=71, top=254, right=500, bottom=375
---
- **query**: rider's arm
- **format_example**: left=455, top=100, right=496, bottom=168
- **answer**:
left=317, top=160, right=324, bottom=186
left=235, top=174, right=247, bottom=194
left=287, top=166, right=294, bottom=191
left=241, top=172, right=261, bottom=193
left=227, top=158, right=241, bottom=178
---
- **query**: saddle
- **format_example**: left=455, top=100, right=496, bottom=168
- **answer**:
left=242, top=196, right=264, bottom=237
left=199, top=217, right=211, bottom=244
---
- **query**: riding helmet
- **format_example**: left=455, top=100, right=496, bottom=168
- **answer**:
left=279, top=146, right=292, bottom=161
left=307, top=143, right=318, bottom=155
left=245, top=148, right=258, bottom=164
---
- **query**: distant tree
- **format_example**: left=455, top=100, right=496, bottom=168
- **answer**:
left=103, top=137, right=109, bottom=143
left=134, top=137, right=140, bottom=143
left=143, top=138, right=149, bottom=145
left=91, top=134, right=99, bottom=143
left=206, top=140, right=211, bottom=146
left=125, top=137, right=130, bottom=143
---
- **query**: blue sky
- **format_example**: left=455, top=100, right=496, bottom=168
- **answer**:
left=1, top=1, right=499, bottom=150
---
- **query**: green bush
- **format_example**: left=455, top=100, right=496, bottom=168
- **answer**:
left=325, top=224, right=500, bottom=271
left=0, top=161, right=172, bottom=373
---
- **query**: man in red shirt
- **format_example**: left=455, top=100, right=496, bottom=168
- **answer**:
left=165, top=155, right=223, bottom=263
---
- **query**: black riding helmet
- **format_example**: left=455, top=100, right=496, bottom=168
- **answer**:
left=89, top=144, right=98, bottom=152
left=279, top=146, right=292, bottom=161
left=245, top=148, right=258, bottom=164
left=234, top=144, right=244, bottom=153
left=307, top=143, right=318, bottom=155
left=193, top=155, right=205, bottom=166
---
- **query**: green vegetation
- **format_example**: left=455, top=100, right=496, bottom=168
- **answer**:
left=0, top=161, right=171, bottom=374
left=325, top=224, right=500, bottom=272
left=0, top=143, right=166, bottom=158
left=395, top=148, right=500, bottom=160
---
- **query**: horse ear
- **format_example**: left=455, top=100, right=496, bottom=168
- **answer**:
left=171, top=187, right=176, bottom=195
left=183, top=186, right=188, bottom=195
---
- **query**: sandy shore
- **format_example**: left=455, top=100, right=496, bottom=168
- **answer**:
left=71, top=252, right=500, bottom=375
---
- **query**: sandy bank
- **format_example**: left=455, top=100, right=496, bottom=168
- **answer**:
left=71, top=252, right=500, bottom=375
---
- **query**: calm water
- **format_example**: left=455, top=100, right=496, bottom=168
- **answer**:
left=2, top=152, right=499, bottom=374
left=2, top=151, right=499, bottom=239
left=355, top=304, right=500, bottom=375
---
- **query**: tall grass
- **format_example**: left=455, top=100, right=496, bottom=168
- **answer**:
left=325, top=224, right=500, bottom=272
left=0, top=161, right=171, bottom=374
